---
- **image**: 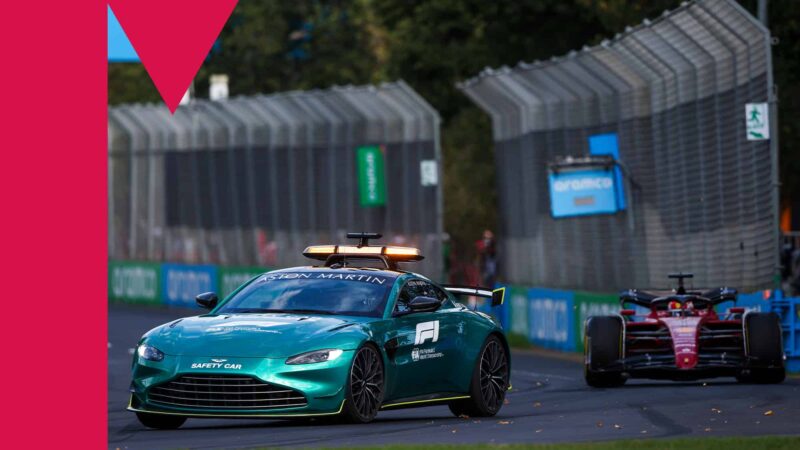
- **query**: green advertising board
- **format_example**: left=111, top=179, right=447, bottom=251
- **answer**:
left=108, top=260, right=161, bottom=304
left=507, top=286, right=530, bottom=338
left=356, top=145, right=387, bottom=207
left=218, top=266, right=270, bottom=298
left=573, top=291, right=619, bottom=352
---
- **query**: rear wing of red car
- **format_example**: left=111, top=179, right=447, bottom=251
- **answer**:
left=442, top=285, right=505, bottom=307
left=619, top=287, right=738, bottom=307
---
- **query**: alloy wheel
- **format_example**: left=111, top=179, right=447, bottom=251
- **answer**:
left=479, top=339, right=508, bottom=412
left=350, top=346, right=384, bottom=419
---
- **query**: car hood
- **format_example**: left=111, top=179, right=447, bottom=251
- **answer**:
left=145, top=313, right=371, bottom=358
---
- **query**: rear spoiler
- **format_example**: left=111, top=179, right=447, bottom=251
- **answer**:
left=442, top=285, right=505, bottom=307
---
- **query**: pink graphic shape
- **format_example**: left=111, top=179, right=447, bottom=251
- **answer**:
left=109, top=0, right=238, bottom=113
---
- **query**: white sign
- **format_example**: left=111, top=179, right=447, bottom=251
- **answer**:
left=420, top=160, right=438, bottom=186
left=209, top=74, right=229, bottom=101
left=745, top=103, right=769, bottom=140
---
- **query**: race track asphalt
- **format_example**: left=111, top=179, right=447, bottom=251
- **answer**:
left=108, top=304, right=800, bottom=449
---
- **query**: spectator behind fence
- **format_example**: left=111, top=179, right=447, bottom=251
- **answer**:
left=476, top=229, right=497, bottom=288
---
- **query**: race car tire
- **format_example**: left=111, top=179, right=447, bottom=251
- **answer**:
left=584, top=316, right=626, bottom=388
left=135, top=412, right=186, bottom=430
left=341, top=344, right=385, bottom=423
left=742, top=312, right=785, bottom=384
left=448, top=334, right=509, bottom=418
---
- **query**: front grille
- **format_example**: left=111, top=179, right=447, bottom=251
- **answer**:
left=148, top=374, right=307, bottom=410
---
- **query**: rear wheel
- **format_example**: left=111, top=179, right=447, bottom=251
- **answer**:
left=584, top=316, right=626, bottom=388
left=136, top=412, right=186, bottom=430
left=449, top=335, right=509, bottom=417
left=341, top=344, right=384, bottom=423
left=741, top=312, right=785, bottom=384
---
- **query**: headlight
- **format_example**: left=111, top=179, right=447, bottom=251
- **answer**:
left=286, top=349, right=343, bottom=365
left=137, top=343, right=164, bottom=362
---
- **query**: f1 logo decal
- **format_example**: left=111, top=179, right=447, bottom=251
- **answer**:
left=414, top=320, right=440, bottom=345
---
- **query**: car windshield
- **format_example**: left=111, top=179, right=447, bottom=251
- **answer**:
left=216, top=271, right=394, bottom=317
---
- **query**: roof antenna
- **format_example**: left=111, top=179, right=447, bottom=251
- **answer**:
left=347, top=232, right=382, bottom=248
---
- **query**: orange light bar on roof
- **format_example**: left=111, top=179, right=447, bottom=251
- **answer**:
left=304, top=245, right=337, bottom=254
left=302, top=244, right=424, bottom=262
left=337, top=245, right=384, bottom=254
left=384, top=246, right=421, bottom=258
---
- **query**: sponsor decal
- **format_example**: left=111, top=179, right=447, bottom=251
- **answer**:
left=552, top=177, right=613, bottom=192
left=206, top=320, right=283, bottom=334
left=191, top=360, right=243, bottom=370
left=411, top=347, right=444, bottom=362
left=414, top=320, right=440, bottom=345
left=206, top=326, right=280, bottom=333
left=260, top=272, right=387, bottom=285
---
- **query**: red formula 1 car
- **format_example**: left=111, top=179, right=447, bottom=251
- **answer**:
left=584, top=273, right=785, bottom=387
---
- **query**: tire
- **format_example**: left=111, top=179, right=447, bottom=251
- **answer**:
left=584, top=316, right=626, bottom=388
left=742, top=312, right=785, bottom=384
left=449, top=334, right=509, bottom=418
left=136, top=412, right=186, bottom=430
left=340, top=344, right=385, bottom=423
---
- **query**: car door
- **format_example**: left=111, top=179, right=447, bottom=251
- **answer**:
left=387, top=278, right=463, bottom=398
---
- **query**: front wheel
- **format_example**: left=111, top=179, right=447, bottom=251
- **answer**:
left=584, top=316, right=626, bottom=388
left=136, top=412, right=186, bottom=430
left=741, top=312, right=785, bottom=384
left=449, top=335, right=509, bottom=417
left=341, top=344, right=385, bottom=423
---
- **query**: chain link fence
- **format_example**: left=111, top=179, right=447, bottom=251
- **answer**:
left=109, top=81, right=444, bottom=277
left=460, top=0, right=778, bottom=292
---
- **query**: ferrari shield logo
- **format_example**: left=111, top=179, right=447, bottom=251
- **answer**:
left=414, top=320, right=440, bottom=345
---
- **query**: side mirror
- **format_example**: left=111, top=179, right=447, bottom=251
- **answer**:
left=408, top=296, right=441, bottom=313
left=196, top=292, right=219, bottom=310
left=620, top=309, right=636, bottom=316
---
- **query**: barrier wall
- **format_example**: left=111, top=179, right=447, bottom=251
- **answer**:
left=108, top=260, right=798, bottom=371
left=108, top=260, right=272, bottom=306
left=109, top=80, right=444, bottom=278
left=459, top=0, right=779, bottom=292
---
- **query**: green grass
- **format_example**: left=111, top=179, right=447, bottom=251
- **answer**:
left=309, top=436, right=799, bottom=450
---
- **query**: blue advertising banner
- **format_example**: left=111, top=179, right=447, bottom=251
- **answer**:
left=588, top=133, right=626, bottom=210
left=548, top=168, right=618, bottom=218
left=528, top=288, right=575, bottom=351
left=108, top=6, right=140, bottom=62
left=162, top=263, right=217, bottom=308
